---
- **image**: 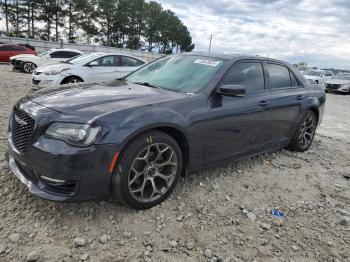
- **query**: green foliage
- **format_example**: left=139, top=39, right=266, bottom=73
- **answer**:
left=0, top=0, right=194, bottom=53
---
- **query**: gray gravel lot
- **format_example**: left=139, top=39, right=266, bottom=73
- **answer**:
left=0, top=64, right=349, bottom=262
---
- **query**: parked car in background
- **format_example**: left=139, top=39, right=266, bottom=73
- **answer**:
left=0, top=44, right=37, bottom=62
left=32, top=52, right=146, bottom=87
left=11, top=48, right=84, bottom=74
left=8, top=53, right=325, bottom=209
left=303, top=69, right=334, bottom=85
left=324, top=73, right=350, bottom=94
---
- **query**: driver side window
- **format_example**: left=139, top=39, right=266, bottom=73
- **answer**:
left=221, top=62, right=265, bottom=93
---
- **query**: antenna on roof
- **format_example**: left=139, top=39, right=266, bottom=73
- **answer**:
left=209, top=35, right=213, bottom=53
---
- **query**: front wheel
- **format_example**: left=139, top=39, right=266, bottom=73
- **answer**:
left=22, top=62, right=36, bottom=74
left=113, top=131, right=183, bottom=210
left=287, top=111, right=317, bottom=152
left=61, top=76, right=83, bottom=84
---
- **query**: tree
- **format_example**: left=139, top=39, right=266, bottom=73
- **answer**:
left=0, top=0, right=10, bottom=35
left=144, top=1, right=162, bottom=52
left=96, top=0, right=117, bottom=45
left=74, top=0, right=98, bottom=44
left=0, top=0, right=195, bottom=52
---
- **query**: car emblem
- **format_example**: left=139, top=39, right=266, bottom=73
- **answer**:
left=14, top=114, right=28, bottom=125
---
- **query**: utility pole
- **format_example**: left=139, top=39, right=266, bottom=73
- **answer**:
left=209, top=34, right=212, bottom=53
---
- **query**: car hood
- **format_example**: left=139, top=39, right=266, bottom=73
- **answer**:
left=325, top=79, right=350, bottom=85
left=10, top=54, right=37, bottom=60
left=26, top=80, right=189, bottom=117
left=36, top=63, right=73, bottom=73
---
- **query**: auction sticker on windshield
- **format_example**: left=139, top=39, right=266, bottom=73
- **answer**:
left=194, top=59, right=221, bottom=67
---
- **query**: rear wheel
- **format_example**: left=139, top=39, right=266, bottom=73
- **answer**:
left=22, top=62, right=36, bottom=74
left=287, top=111, right=317, bottom=152
left=113, top=131, right=183, bottom=210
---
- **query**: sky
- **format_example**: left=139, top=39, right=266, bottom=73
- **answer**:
left=155, top=0, right=350, bottom=69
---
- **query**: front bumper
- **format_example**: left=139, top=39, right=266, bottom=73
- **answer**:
left=7, top=103, right=119, bottom=202
left=325, top=87, right=350, bottom=93
left=32, top=73, right=64, bottom=87
left=8, top=137, right=118, bottom=202
left=11, top=59, right=22, bottom=70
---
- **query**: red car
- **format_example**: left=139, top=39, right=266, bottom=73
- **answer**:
left=0, top=44, right=37, bottom=62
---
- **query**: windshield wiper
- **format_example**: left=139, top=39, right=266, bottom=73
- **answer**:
left=133, top=82, right=160, bottom=89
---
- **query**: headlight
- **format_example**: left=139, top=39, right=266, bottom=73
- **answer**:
left=45, top=123, right=101, bottom=146
left=308, top=79, right=317, bottom=84
left=44, top=68, right=69, bottom=75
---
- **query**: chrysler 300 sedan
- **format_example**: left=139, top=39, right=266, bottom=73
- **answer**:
left=7, top=53, right=326, bottom=209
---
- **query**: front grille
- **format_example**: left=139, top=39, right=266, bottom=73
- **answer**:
left=326, top=84, right=341, bottom=90
left=11, top=108, right=36, bottom=153
left=32, top=79, right=41, bottom=85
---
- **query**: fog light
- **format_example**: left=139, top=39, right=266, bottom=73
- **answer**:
left=40, top=175, right=67, bottom=184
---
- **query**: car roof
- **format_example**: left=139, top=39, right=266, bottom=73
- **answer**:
left=0, top=43, right=22, bottom=47
left=49, top=48, right=84, bottom=53
left=181, top=52, right=292, bottom=65
left=79, top=52, right=146, bottom=60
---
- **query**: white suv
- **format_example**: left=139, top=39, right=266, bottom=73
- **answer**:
left=12, top=48, right=84, bottom=74
left=303, top=69, right=334, bottom=85
left=32, top=52, right=146, bottom=87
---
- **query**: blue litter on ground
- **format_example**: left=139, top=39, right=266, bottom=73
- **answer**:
left=271, top=209, right=284, bottom=218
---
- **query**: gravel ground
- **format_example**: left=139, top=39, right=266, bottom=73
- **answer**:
left=0, top=64, right=349, bottom=262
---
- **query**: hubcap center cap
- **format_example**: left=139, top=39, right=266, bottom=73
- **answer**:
left=146, top=163, right=158, bottom=177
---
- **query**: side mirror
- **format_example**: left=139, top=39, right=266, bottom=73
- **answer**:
left=87, top=61, right=99, bottom=66
left=218, top=85, right=246, bottom=97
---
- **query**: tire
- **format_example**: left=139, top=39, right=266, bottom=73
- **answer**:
left=22, top=62, right=36, bottom=74
left=113, top=131, right=183, bottom=210
left=61, top=76, right=83, bottom=84
left=287, top=110, right=317, bottom=152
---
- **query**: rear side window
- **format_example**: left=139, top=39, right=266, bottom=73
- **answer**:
left=50, top=51, right=80, bottom=58
left=221, top=62, right=265, bottom=93
left=0, top=45, right=27, bottom=51
left=120, top=56, right=145, bottom=67
left=267, top=63, right=292, bottom=89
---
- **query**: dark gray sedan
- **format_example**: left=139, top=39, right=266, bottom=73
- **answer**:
left=7, top=53, right=325, bottom=209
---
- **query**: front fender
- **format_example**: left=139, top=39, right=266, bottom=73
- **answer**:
left=96, top=106, right=190, bottom=148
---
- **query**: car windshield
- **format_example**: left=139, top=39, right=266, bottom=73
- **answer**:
left=126, top=55, right=226, bottom=93
left=304, top=70, right=321, bottom=76
left=67, top=53, right=102, bottom=65
left=333, top=74, right=350, bottom=80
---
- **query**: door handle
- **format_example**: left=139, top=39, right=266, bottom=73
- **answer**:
left=258, top=101, right=270, bottom=107
left=296, top=95, right=304, bottom=100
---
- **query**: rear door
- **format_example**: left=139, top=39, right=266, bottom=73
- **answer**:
left=204, top=60, right=273, bottom=163
left=266, top=62, right=305, bottom=142
left=115, top=56, right=145, bottom=78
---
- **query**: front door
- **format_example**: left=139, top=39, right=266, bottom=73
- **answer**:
left=87, top=55, right=122, bottom=81
left=204, top=61, right=272, bottom=164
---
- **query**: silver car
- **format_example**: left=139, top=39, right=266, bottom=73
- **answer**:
left=324, top=73, right=350, bottom=94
